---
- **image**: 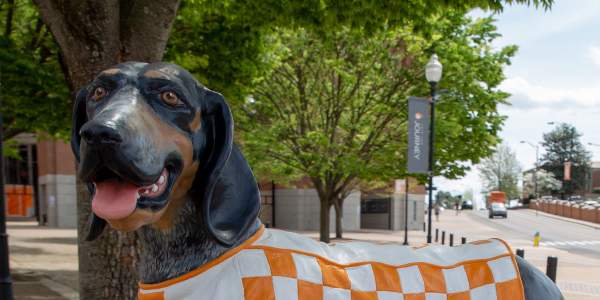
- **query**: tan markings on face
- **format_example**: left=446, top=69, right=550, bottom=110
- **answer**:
left=189, top=111, right=202, bottom=132
left=143, top=70, right=169, bottom=79
left=101, top=68, right=121, bottom=75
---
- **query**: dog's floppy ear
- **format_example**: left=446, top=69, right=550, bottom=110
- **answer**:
left=195, top=89, right=260, bottom=246
left=71, top=88, right=87, bottom=162
left=70, top=88, right=107, bottom=241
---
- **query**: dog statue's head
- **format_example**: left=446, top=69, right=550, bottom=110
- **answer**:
left=71, top=62, right=260, bottom=246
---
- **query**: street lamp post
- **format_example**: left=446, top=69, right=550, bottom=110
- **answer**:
left=425, top=54, right=442, bottom=244
left=0, top=107, right=14, bottom=299
left=521, top=141, right=540, bottom=199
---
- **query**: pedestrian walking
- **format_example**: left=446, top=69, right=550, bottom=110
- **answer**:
left=434, top=204, right=440, bottom=222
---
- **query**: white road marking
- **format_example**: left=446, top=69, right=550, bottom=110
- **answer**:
left=540, top=240, right=600, bottom=247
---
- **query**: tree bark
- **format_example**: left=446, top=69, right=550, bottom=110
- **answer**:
left=319, top=198, right=331, bottom=243
left=333, top=198, right=343, bottom=239
left=32, top=1, right=180, bottom=298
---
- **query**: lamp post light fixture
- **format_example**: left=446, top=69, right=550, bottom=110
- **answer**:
left=520, top=141, right=540, bottom=199
left=425, top=54, right=442, bottom=244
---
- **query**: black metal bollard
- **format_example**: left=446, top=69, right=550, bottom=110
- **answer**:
left=546, top=256, right=558, bottom=282
left=423, top=222, right=426, bottom=232
left=435, top=229, right=439, bottom=243
left=461, top=237, right=466, bottom=244
left=441, top=231, right=446, bottom=245
left=449, top=234, right=454, bottom=246
left=516, top=249, right=525, bottom=258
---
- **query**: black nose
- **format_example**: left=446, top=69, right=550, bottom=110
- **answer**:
left=80, top=122, right=123, bottom=145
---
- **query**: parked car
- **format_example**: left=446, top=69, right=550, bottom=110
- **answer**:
left=461, top=200, right=473, bottom=210
left=507, top=199, right=522, bottom=209
left=540, top=195, right=553, bottom=201
left=489, top=202, right=507, bottom=219
left=567, top=195, right=583, bottom=202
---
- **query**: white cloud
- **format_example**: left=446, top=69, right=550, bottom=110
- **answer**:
left=500, top=76, right=600, bottom=108
left=588, top=46, right=600, bottom=66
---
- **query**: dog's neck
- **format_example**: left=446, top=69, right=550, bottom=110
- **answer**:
left=137, top=197, right=256, bottom=284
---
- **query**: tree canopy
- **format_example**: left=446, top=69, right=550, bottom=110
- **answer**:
left=478, top=143, right=521, bottom=199
left=523, top=169, right=561, bottom=197
left=0, top=0, right=70, bottom=141
left=540, top=123, right=591, bottom=196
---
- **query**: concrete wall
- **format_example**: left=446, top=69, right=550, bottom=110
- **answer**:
left=37, top=139, right=77, bottom=228
left=360, top=193, right=424, bottom=231
left=274, top=188, right=360, bottom=231
left=390, top=193, right=425, bottom=231
left=38, top=174, right=77, bottom=228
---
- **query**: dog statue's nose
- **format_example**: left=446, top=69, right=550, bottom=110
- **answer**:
left=80, top=122, right=123, bottom=145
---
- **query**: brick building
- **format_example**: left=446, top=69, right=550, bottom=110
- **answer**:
left=3, top=134, right=77, bottom=228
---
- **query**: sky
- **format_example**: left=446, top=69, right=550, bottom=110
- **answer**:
left=436, top=0, right=600, bottom=207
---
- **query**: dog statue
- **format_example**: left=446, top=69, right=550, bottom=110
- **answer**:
left=72, top=62, right=563, bottom=300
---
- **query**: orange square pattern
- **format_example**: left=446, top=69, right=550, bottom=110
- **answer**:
left=463, top=261, right=495, bottom=289
left=319, top=259, right=351, bottom=289
left=242, top=277, right=275, bottom=300
left=418, top=264, right=446, bottom=293
left=298, top=280, right=323, bottom=300
left=351, top=290, right=378, bottom=300
left=265, top=249, right=297, bottom=278
left=371, top=263, right=402, bottom=292
left=235, top=247, right=524, bottom=300
left=447, top=291, right=471, bottom=300
left=495, top=278, right=523, bottom=299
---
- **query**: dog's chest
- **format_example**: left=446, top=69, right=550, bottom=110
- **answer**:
left=138, top=228, right=524, bottom=300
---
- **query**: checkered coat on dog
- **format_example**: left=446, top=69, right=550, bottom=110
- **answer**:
left=138, top=227, right=524, bottom=300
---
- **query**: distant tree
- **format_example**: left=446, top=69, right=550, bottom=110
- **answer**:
left=478, top=144, right=521, bottom=199
left=523, top=169, right=561, bottom=197
left=436, top=191, right=461, bottom=207
left=540, top=123, right=591, bottom=197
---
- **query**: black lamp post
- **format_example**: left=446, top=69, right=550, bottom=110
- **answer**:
left=425, top=54, right=442, bottom=244
left=0, top=108, right=14, bottom=299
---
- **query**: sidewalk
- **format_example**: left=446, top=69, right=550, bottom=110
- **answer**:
left=7, top=221, right=78, bottom=300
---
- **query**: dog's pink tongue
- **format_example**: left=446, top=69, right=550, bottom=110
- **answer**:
left=92, top=180, right=138, bottom=220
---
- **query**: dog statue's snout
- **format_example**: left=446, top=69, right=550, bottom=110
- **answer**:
left=80, top=122, right=123, bottom=145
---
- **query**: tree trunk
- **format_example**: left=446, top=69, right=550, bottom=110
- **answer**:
left=319, top=198, right=331, bottom=243
left=32, top=1, right=179, bottom=298
left=333, top=198, right=343, bottom=239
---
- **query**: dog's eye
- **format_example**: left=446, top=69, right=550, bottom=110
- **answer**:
left=91, top=87, right=107, bottom=101
left=161, top=91, right=181, bottom=106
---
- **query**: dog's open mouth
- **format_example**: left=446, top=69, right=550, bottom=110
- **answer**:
left=89, top=165, right=179, bottom=220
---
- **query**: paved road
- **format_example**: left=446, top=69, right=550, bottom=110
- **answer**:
left=468, top=209, right=600, bottom=259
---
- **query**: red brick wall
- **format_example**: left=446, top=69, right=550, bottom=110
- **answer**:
left=37, top=139, right=76, bottom=176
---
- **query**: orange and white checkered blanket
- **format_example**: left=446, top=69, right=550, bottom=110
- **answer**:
left=138, top=226, right=525, bottom=300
